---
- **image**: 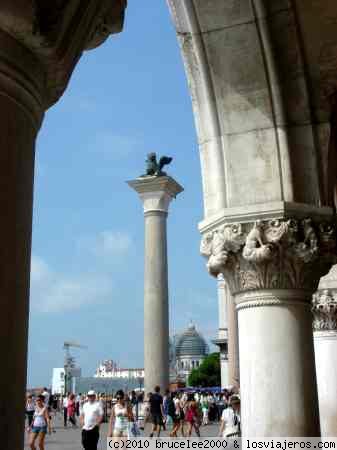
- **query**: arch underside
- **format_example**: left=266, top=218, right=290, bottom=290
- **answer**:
left=167, top=0, right=337, bottom=228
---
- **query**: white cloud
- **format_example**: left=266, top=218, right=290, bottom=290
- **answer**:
left=30, top=255, right=113, bottom=314
left=31, top=255, right=51, bottom=284
left=30, top=229, right=131, bottom=314
left=31, top=255, right=113, bottom=313
left=78, top=230, right=132, bottom=259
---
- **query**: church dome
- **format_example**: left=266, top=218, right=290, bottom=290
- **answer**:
left=175, top=322, right=208, bottom=358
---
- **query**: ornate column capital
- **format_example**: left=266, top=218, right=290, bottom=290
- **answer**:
left=0, top=0, right=126, bottom=108
left=312, top=290, right=337, bottom=332
left=201, top=218, right=337, bottom=295
left=127, top=176, right=184, bottom=215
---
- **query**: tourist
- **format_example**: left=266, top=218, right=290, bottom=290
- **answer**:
left=177, top=393, right=186, bottom=437
left=167, top=392, right=181, bottom=438
left=26, top=394, right=35, bottom=430
left=185, top=393, right=201, bottom=437
left=149, top=385, right=164, bottom=437
left=108, top=390, right=133, bottom=438
left=140, top=392, right=151, bottom=432
left=130, top=390, right=138, bottom=420
left=29, top=395, right=51, bottom=450
left=63, top=393, right=69, bottom=427
left=200, top=393, right=209, bottom=425
left=80, top=390, right=104, bottom=450
left=41, top=388, right=50, bottom=410
left=76, top=393, right=81, bottom=416
left=163, top=389, right=171, bottom=429
left=67, top=393, right=77, bottom=427
left=219, top=395, right=241, bottom=438
left=51, top=394, right=58, bottom=422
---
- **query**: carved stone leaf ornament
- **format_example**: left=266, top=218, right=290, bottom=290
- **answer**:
left=312, top=290, right=337, bottom=331
left=201, top=218, right=337, bottom=294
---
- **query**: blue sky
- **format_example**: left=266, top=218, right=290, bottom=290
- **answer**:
left=27, top=0, right=218, bottom=387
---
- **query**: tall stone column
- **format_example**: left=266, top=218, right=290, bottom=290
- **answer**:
left=128, top=175, right=183, bottom=393
left=167, top=0, right=337, bottom=438
left=201, top=218, right=336, bottom=436
left=0, top=2, right=126, bottom=448
left=213, top=274, right=240, bottom=388
left=226, top=282, right=240, bottom=388
left=0, top=29, right=45, bottom=450
left=213, top=275, right=229, bottom=388
left=312, top=266, right=337, bottom=436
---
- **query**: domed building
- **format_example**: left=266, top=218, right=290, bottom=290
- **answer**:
left=172, top=322, right=209, bottom=382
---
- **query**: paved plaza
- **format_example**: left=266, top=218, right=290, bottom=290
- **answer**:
left=24, top=416, right=219, bottom=449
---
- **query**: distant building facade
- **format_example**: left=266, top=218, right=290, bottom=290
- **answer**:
left=52, top=368, right=65, bottom=395
left=94, top=360, right=144, bottom=379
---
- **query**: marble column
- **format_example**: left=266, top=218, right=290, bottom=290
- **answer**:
left=212, top=275, right=229, bottom=388
left=201, top=218, right=336, bottom=436
left=312, top=267, right=337, bottom=436
left=213, top=274, right=240, bottom=388
left=0, top=30, right=45, bottom=450
left=0, top=3, right=126, bottom=448
left=128, top=175, right=183, bottom=394
left=227, top=283, right=240, bottom=388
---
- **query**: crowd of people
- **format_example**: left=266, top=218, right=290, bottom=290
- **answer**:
left=25, top=386, right=241, bottom=450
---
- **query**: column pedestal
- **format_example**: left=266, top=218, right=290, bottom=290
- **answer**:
left=128, top=175, right=183, bottom=394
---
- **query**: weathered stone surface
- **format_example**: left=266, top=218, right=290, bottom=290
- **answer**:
left=313, top=271, right=337, bottom=436
left=201, top=218, right=336, bottom=293
left=168, top=0, right=337, bottom=222
left=0, top=0, right=126, bottom=107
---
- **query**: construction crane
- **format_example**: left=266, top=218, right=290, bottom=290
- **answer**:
left=63, top=341, right=88, bottom=394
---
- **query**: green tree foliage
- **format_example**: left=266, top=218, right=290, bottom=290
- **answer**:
left=187, top=352, right=221, bottom=387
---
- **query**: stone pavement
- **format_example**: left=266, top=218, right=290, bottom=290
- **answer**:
left=24, top=415, right=219, bottom=449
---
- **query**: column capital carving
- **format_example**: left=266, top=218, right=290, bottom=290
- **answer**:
left=201, top=217, right=337, bottom=295
left=312, top=289, right=337, bottom=332
left=128, top=176, right=184, bottom=215
left=0, top=0, right=126, bottom=108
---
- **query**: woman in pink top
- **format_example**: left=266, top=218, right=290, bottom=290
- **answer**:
left=67, top=394, right=77, bottom=427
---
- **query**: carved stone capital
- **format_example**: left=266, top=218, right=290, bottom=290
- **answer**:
left=0, top=0, right=126, bottom=108
left=201, top=218, right=337, bottom=295
left=312, top=289, right=337, bottom=332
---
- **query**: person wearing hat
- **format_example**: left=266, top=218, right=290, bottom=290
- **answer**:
left=219, top=395, right=241, bottom=438
left=80, top=391, right=103, bottom=450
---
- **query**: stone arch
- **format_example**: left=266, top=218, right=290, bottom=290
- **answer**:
left=1, top=0, right=337, bottom=444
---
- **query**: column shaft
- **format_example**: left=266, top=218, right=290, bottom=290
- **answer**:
left=144, top=211, right=169, bottom=393
left=0, top=30, right=44, bottom=450
left=237, top=290, right=320, bottom=436
left=312, top=287, right=337, bottom=436
left=227, top=283, right=240, bottom=388
left=314, top=332, right=337, bottom=436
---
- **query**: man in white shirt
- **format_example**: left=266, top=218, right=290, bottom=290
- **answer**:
left=63, top=394, right=69, bottom=427
left=80, top=390, right=103, bottom=450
